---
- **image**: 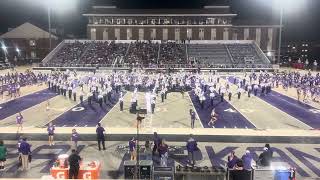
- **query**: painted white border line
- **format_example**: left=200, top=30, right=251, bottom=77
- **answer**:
left=226, top=75, right=312, bottom=130
left=187, top=90, right=204, bottom=128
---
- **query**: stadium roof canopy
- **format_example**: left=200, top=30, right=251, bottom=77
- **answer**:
left=0, top=22, right=58, bottom=39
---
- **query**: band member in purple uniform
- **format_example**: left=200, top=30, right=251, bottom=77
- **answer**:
left=47, top=122, right=55, bottom=146
left=16, top=112, right=23, bottom=133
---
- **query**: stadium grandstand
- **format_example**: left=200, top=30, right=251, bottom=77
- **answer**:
left=42, top=40, right=272, bottom=69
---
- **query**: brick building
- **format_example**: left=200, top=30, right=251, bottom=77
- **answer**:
left=83, top=5, right=280, bottom=62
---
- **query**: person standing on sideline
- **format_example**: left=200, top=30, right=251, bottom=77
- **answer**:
left=68, top=149, right=82, bottom=179
left=186, top=135, right=198, bottom=166
left=16, top=112, right=23, bottom=133
left=47, top=122, right=55, bottom=146
left=227, top=151, right=238, bottom=169
left=18, top=137, right=31, bottom=171
left=119, top=93, right=124, bottom=112
left=189, top=109, right=196, bottom=129
left=129, top=137, right=137, bottom=161
left=242, top=150, right=253, bottom=171
left=71, top=129, right=79, bottom=150
left=96, top=123, right=106, bottom=151
left=152, top=132, right=161, bottom=156
left=151, top=97, right=156, bottom=114
left=0, top=140, right=7, bottom=170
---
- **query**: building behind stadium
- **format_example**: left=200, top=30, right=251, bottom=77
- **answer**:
left=83, top=4, right=280, bottom=63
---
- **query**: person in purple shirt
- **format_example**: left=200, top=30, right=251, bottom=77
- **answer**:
left=18, top=137, right=31, bottom=171
left=96, top=123, right=106, bottom=151
left=152, top=132, right=161, bottom=156
left=189, top=109, right=196, bottom=129
left=227, top=151, right=239, bottom=169
left=129, top=137, right=136, bottom=161
left=47, top=122, right=55, bottom=146
left=71, top=129, right=79, bottom=150
left=241, top=150, right=253, bottom=170
left=16, top=112, right=23, bottom=133
left=186, top=135, right=198, bottom=166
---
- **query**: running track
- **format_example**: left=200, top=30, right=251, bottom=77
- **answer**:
left=50, top=91, right=123, bottom=127
left=228, top=76, right=320, bottom=129
left=188, top=90, right=255, bottom=129
left=0, top=89, right=57, bottom=120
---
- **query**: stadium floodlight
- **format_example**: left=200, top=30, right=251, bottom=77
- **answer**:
left=45, top=0, right=77, bottom=50
left=16, top=48, right=20, bottom=52
left=1, top=45, right=6, bottom=51
left=273, top=0, right=306, bottom=12
left=272, top=0, right=306, bottom=64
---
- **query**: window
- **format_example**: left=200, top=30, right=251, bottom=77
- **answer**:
left=139, top=29, right=144, bottom=40
left=211, top=28, right=216, bottom=40
left=175, top=28, right=180, bottom=41
left=162, top=28, right=168, bottom=40
left=90, top=28, right=96, bottom=40
left=115, top=28, right=120, bottom=40
left=30, top=51, right=36, bottom=58
left=151, top=29, right=156, bottom=40
left=187, top=29, right=192, bottom=39
left=127, top=28, right=132, bottom=40
left=199, top=28, right=204, bottom=40
left=29, top=40, right=36, bottom=47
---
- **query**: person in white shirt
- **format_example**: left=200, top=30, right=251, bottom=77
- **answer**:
left=98, top=91, right=103, bottom=108
left=209, top=90, right=215, bottom=106
left=208, top=108, right=218, bottom=127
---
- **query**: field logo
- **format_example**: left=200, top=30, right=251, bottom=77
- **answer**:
left=72, top=107, right=85, bottom=112
left=309, top=109, right=320, bottom=114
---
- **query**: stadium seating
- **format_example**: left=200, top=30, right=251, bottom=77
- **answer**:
left=226, top=44, right=262, bottom=64
left=125, top=41, right=159, bottom=65
left=187, top=44, right=232, bottom=65
left=43, top=40, right=270, bottom=68
left=80, top=41, right=128, bottom=65
left=49, top=41, right=90, bottom=67
left=159, top=42, right=187, bottom=64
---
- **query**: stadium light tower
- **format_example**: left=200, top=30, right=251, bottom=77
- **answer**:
left=273, top=0, right=305, bottom=63
left=46, top=0, right=77, bottom=51
left=48, top=3, right=52, bottom=51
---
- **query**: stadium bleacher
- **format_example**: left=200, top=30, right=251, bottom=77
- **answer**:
left=42, top=40, right=271, bottom=68
left=187, top=43, right=232, bottom=65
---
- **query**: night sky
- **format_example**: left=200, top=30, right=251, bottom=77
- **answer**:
left=0, top=0, right=319, bottom=42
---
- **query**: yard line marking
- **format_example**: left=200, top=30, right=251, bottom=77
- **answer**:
left=187, top=92, right=204, bottom=128
left=99, top=92, right=125, bottom=124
